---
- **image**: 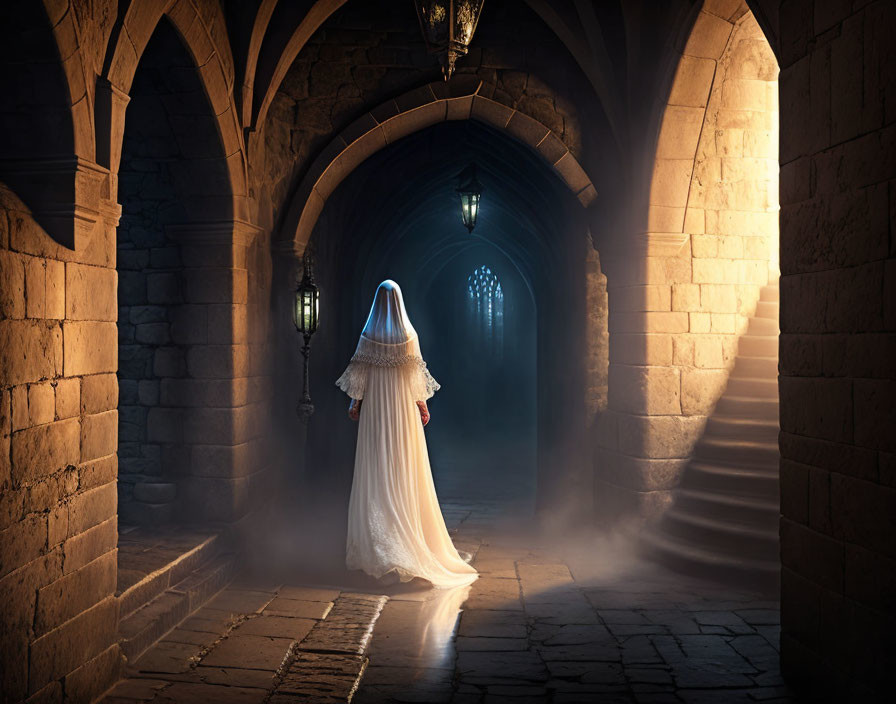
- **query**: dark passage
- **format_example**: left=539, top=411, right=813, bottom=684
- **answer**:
left=302, top=120, right=590, bottom=536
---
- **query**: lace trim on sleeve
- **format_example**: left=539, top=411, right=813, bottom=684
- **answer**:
left=335, top=361, right=366, bottom=400
left=411, top=360, right=440, bottom=401
left=336, top=334, right=440, bottom=401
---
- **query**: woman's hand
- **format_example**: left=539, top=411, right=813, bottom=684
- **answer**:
left=416, top=401, right=430, bottom=426
left=348, top=399, right=361, bottom=421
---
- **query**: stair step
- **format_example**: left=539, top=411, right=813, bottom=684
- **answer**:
left=694, top=435, right=780, bottom=472
left=725, top=376, right=778, bottom=399
left=759, top=283, right=779, bottom=302
left=715, top=395, right=779, bottom=421
left=642, top=282, right=781, bottom=591
left=682, top=461, right=779, bottom=498
left=118, top=534, right=220, bottom=619
left=677, top=488, right=779, bottom=526
left=730, top=356, right=778, bottom=379
left=704, top=416, right=779, bottom=442
left=661, top=509, right=779, bottom=562
left=738, top=335, right=778, bottom=358
left=748, top=316, right=779, bottom=335
left=118, top=553, right=236, bottom=662
left=641, top=530, right=779, bottom=593
left=755, top=300, right=779, bottom=320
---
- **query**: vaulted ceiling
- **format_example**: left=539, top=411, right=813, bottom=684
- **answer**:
left=218, top=0, right=779, bottom=148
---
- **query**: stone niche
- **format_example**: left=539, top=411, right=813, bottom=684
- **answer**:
left=114, top=17, right=252, bottom=526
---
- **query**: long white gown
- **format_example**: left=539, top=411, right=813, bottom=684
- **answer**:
left=336, top=282, right=477, bottom=589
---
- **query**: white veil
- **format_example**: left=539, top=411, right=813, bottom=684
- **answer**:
left=336, top=279, right=439, bottom=401
left=361, top=280, right=416, bottom=344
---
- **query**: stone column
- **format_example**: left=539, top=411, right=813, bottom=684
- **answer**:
left=159, top=220, right=266, bottom=526
left=0, top=166, right=122, bottom=701
left=595, top=236, right=701, bottom=528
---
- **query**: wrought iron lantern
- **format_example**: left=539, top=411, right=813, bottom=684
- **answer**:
left=414, top=1, right=485, bottom=80
left=456, top=163, right=482, bottom=233
left=293, top=253, right=319, bottom=421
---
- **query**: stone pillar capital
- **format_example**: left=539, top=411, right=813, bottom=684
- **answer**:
left=95, top=76, right=131, bottom=179
left=0, top=155, right=109, bottom=249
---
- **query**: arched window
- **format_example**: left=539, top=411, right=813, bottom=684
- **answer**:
left=467, top=265, right=504, bottom=360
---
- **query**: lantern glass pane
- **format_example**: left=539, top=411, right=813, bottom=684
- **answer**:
left=460, top=192, right=477, bottom=229
left=302, top=291, right=312, bottom=330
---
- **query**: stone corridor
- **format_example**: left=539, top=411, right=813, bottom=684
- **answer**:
left=2, top=0, right=894, bottom=699
left=100, top=499, right=794, bottom=704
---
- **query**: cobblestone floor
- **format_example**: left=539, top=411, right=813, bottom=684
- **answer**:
left=102, top=583, right=386, bottom=703
left=101, top=497, right=796, bottom=703
left=356, top=500, right=795, bottom=703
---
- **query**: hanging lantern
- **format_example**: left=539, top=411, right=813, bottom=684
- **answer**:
left=293, top=253, right=319, bottom=421
left=293, top=255, right=319, bottom=337
left=457, top=163, right=482, bottom=233
left=414, top=1, right=485, bottom=80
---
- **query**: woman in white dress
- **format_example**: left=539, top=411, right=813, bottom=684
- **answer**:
left=336, top=280, right=478, bottom=589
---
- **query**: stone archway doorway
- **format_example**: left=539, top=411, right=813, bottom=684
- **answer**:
left=592, top=0, right=782, bottom=589
left=278, top=109, right=603, bottom=527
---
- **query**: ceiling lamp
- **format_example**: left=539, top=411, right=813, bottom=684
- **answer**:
left=414, top=1, right=485, bottom=80
left=457, top=163, right=482, bottom=234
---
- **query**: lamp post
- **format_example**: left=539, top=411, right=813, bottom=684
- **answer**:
left=457, top=163, right=482, bottom=233
left=293, top=253, right=319, bottom=422
left=414, top=1, right=485, bottom=80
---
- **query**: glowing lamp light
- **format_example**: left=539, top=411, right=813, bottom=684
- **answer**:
left=457, top=163, right=482, bottom=234
left=414, top=0, right=485, bottom=80
left=293, top=256, right=319, bottom=337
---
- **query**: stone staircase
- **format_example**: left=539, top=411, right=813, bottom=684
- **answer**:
left=116, top=528, right=236, bottom=662
left=643, top=281, right=780, bottom=590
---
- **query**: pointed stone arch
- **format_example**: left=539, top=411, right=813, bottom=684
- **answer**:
left=113, top=12, right=263, bottom=527
left=595, top=0, right=780, bottom=527
left=276, top=78, right=596, bottom=252
left=101, top=0, right=247, bottom=218
left=0, top=1, right=104, bottom=249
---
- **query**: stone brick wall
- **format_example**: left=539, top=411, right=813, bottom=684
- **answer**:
left=595, top=4, right=779, bottom=524
left=115, top=214, right=272, bottom=529
left=777, top=0, right=896, bottom=694
left=1, top=1, right=893, bottom=700
left=161, top=221, right=272, bottom=528
left=0, top=182, right=122, bottom=702
left=116, top=74, right=186, bottom=523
